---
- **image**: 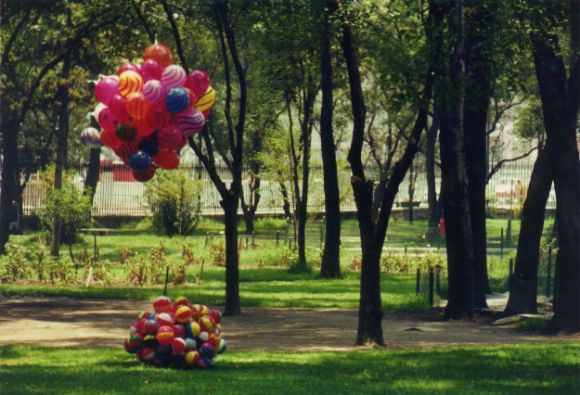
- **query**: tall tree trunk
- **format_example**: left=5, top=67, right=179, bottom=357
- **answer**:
left=426, top=116, right=440, bottom=240
left=0, top=117, right=21, bottom=254
left=222, top=195, right=241, bottom=316
left=531, top=3, right=580, bottom=331
left=50, top=55, right=71, bottom=257
left=463, top=0, right=495, bottom=306
left=83, top=148, right=101, bottom=204
left=441, top=0, right=475, bottom=320
left=407, top=164, right=417, bottom=223
left=319, top=0, right=341, bottom=278
left=505, top=145, right=552, bottom=314
left=279, top=182, right=292, bottom=219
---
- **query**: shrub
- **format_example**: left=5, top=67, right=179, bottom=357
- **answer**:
left=48, top=257, right=74, bottom=284
left=36, top=167, right=92, bottom=246
left=144, top=169, right=202, bottom=236
left=118, top=245, right=135, bottom=265
left=148, top=243, right=167, bottom=283
left=0, top=243, right=28, bottom=282
left=210, top=241, right=226, bottom=266
left=127, top=256, right=148, bottom=285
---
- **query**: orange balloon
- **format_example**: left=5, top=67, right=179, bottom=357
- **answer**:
left=126, top=92, right=150, bottom=120
left=144, top=42, right=174, bottom=68
left=118, top=70, right=143, bottom=97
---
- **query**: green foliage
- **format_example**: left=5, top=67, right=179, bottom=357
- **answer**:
left=210, top=241, right=226, bottom=266
left=381, top=252, right=445, bottom=274
left=0, top=243, right=28, bottom=282
left=47, top=256, right=74, bottom=284
left=144, top=170, right=202, bottom=236
left=36, top=168, right=92, bottom=245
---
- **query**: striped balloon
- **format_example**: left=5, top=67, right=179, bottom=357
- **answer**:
left=161, top=65, right=186, bottom=90
left=125, top=92, right=150, bottom=120
left=80, top=127, right=103, bottom=149
left=114, top=142, right=138, bottom=163
left=193, top=87, right=216, bottom=112
left=142, top=80, right=165, bottom=106
left=165, top=87, right=189, bottom=114
left=118, top=70, right=143, bottom=97
left=115, top=123, right=137, bottom=142
left=175, top=109, right=205, bottom=137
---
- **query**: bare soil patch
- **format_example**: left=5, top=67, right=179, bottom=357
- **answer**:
left=0, top=297, right=576, bottom=351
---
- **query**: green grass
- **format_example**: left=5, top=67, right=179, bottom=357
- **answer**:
left=0, top=269, right=430, bottom=310
left=0, top=343, right=578, bottom=394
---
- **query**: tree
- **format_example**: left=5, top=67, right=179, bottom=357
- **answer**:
left=530, top=0, right=580, bottom=332
left=317, top=0, right=342, bottom=278
left=334, top=0, right=444, bottom=345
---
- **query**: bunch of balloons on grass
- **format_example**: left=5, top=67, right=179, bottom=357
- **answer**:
left=81, top=41, right=216, bottom=182
left=124, top=296, right=227, bottom=368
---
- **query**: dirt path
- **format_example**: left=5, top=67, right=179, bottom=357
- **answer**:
left=0, top=297, right=577, bottom=351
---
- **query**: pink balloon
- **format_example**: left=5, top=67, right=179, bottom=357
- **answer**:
left=147, top=107, right=171, bottom=130
left=97, top=107, right=118, bottom=133
left=142, top=80, right=165, bottom=107
left=117, top=63, right=140, bottom=75
left=161, top=65, right=186, bottom=90
left=109, top=94, right=130, bottom=124
left=141, top=59, right=163, bottom=81
left=95, top=76, right=120, bottom=106
left=175, top=109, right=205, bottom=137
left=185, top=70, right=210, bottom=98
left=157, top=126, right=185, bottom=150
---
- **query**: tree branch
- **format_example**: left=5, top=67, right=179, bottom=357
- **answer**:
left=486, top=146, right=538, bottom=183
left=159, top=0, right=189, bottom=73
left=128, top=0, right=155, bottom=43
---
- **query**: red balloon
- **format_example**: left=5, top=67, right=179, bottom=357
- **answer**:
left=117, top=63, right=140, bottom=75
left=153, top=149, right=180, bottom=170
left=185, top=70, right=210, bottom=99
left=98, top=107, right=118, bottom=133
left=140, top=59, right=163, bottom=81
left=146, top=108, right=171, bottom=130
left=132, top=165, right=156, bottom=182
left=144, top=42, right=174, bottom=68
left=99, top=128, right=121, bottom=149
left=181, top=87, right=197, bottom=108
left=157, top=126, right=184, bottom=150
left=125, top=92, right=150, bottom=120
left=109, top=94, right=131, bottom=124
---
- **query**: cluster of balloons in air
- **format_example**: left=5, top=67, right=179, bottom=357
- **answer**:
left=81, top=42, right=216, bottom=182
left=124, top=296, right=227, bottom=368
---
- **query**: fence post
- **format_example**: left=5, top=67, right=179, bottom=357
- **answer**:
left=546, top=246, right=552, bottom=297
left=319, top=216, right=325, bottom=250
left=245, top=236, right=249, bottom=249
left=435, top=265, right=441, bottom=295
left=500, top=228, right=504, bottom=261
left=506, top=218, right=512, bottom=247
left=252, top=231, right=255, bottom=248
left=416, top=268, right=421, bottom=296
left=509, top=258, right=513, bottom=291
left=429, top=268, right=435, bottom=306
left=276, top=231, right=280, bottom=247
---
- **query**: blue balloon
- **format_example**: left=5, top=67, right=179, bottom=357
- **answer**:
left=129, top=150, right=151, bottom=171
left=138, top=134, right=159, bottom=156
left=165, top=87, right=189, bottom=114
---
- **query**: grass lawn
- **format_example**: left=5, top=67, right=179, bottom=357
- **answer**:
left=0, top=269, right=431, bottom=311
left=1, top=343, right=578, bottom=395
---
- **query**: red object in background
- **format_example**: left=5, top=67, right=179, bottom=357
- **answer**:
left=438, top=217, right=446, bottom=236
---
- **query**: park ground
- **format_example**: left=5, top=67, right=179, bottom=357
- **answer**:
left=0, top=218, right=578, bottom=394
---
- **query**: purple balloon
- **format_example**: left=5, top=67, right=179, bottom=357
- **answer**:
left=95, top=75, right=120, bottom=106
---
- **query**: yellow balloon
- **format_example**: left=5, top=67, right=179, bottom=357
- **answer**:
left=118, top=70, right=143, bottom=97
left=193, top=87, right=216, bottom=112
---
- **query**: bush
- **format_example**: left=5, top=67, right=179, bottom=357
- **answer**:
left=0, top=243, right=28, bottom=282
left=144, top=169, right=202, bottom=236
left=36, top=168, right=92, bottom=246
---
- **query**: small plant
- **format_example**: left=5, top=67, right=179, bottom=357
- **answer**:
left=280, top=247, right=298, bottom=268
left=118, top=245, right=135, bottom=265
left=148, top=243, right=167, bottom=283
left=210, top=241, right=226, bottom=266
left=171, top=258, right=188, bottom=285
left=127, top=255, right=148, bottom=285
left=181, top=245, right=196, bottom=266
left=91, top=260, right=111, bottom=284
left=348, top=255, right=362, bottom=272
left=48, top=257, right=74, bottom=284
left=1, top=243, right=28, bottom=282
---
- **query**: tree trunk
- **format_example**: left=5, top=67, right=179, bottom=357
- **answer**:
left=222, top=195, right=241, bottom=316
left=407, top=164, right=416, bottom=223
left=426, top=117, right=441, bottom=240
left=441, top=0, right=475, bottom=320
left=463, top=1, right=495, bottom=306
left=50, top=55, right=71, bottom=258
left=531, top=8, right=580, bottom=331
left=319, top=0, right=341, bottom=278
left=279, top=182, right=292, bottom=219
left=83, top=148, right=101, bottom=204
left=0, top=117, right=21, bottom=254
left=505, top=146, right=552, bottom=315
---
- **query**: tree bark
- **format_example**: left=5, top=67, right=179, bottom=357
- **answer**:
left=441, top=0, right=475, bottom=320
left=83, top=148, right=101, bottom=204
left=463, top=0, right=495, bottom=306
left=319, top=0, right=341, bottom=278
left=531, top=3, right=580, bottom=331
left=0, top=118, right=21, bottom=254
left=222, top=195, right=241, bottom=316
left=426, top=116, right=441, bottom=240
left=505, top=146, right=552, bottom=315
left=50, top=54, right=71, bottom=257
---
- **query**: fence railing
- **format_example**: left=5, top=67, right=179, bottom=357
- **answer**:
left=17, top=157, right=554, bottom=216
